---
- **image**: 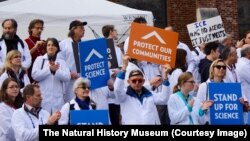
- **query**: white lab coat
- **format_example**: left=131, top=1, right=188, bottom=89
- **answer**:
left=90, top=86, right=115, bottom=110
left=236, top=57, right=250, bottom=102
left=58, top=98, right=94, bottom=125
left=0, top=103, right=16, bottom=141
left=224, top=66, right=239, bottom=83
left=0, top=69, right=30, bottom=91
left=59, top=38, right=78, bottom=102
left=169, top=68, right=183, bottom=93
left=0, top=39, right=31, bottom=70
left=168, top=93, right=205, bottom=125
left=32, top=54, right=70, bottom=113
left=114, top=73, right=170, bottom=124
left=177, top=42, right=196, bottom=73
left=11, top=105, right=50, bottom=141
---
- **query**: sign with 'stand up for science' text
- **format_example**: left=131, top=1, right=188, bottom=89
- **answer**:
left=209, top=83, right=244, bottom=125
left=187, top=15, right=226, bottom=47
left=127, top=23, right=178, bottom=68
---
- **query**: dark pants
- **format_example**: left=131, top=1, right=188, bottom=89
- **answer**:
left=156, top=105, right=170, bottom=125
left=108, top=104, right=121, bottom=125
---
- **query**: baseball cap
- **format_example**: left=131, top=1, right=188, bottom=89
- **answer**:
left=129, top=70, right=143, bottom=78
left=69, top=20, right=87, bottom=30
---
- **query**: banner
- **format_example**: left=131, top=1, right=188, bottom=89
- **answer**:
left=187, top=15, right=226, bottom=47
left=79, top=38, right=110, bottom=89
left=209, top=83, right=244, bottom=125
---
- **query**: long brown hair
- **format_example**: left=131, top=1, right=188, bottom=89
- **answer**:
left=0, top=78, right=23, bottom=108
left=173, top=72, right=193, bottom=93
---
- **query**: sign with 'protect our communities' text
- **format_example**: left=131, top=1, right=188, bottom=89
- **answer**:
left=127, top=23, right=178, bottom=68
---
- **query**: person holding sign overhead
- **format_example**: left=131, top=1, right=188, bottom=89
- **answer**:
left=114, top=55, right=171, bottom=124
left=168, top=72, right=213, bottom=125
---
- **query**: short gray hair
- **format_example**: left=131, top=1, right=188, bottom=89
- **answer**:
left=73, top=77, right=91, bottom=92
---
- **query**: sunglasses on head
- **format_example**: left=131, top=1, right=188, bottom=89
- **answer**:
left=214, top=65, right=226, bottom=70
left=131, top=79, right=143, bottom=84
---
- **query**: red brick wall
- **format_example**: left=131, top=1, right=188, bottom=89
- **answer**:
left=167, top=0, right=238, bottom=48
left=110, top=0, right=239, bottom=48
left=167, top=0, right=196, bottom=48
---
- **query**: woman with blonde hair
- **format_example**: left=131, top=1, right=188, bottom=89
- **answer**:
left=197, top=59, right=227, bottom=124
left=0, top=50, right=30, bottom=90
left=168, top=72, right=212, bottom=125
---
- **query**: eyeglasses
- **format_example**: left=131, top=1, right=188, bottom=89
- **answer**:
left=7, top=85, right=19, bottom=89
left=185, top=80, right=195, bottom=84
left=34, top=27, right=44, bottom=30
left=13, top=55, right=21, bottom=59
left=131, top=79, right=143, bottom=84
left=77, top=86, right=90, bottom=90
left=214, top=65, right=226, bottom=70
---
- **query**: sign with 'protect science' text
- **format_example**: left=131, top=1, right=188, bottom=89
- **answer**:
left=79, top=38, right=110, bottom=89
left=187, top=15, right=226, bottom=47
left=209, top=83, right=244, bottom=125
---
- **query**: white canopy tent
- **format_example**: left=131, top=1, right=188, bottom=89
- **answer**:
left=0, top=0, right=154, bottom=43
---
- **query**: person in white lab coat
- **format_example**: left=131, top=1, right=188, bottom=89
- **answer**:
left=32, top=38, right=70, bottom=114
left=58, top=77, right=96, bottom=125
left=11, top=84, right=61, bottom=141
left=59, top=20, right=87, bottom=102
left=168, top=72, right=213, bottom=125
left=236, top=46, right=250, bottom=103
left=0, top=78, right=23, bottom=141
left=0, top=50, right=30, bottom=91
left=114, top=55, right=172, bottom=124
left=221, top=47, right=239, bottom=83
left=0, top=19, right=31, bottom=71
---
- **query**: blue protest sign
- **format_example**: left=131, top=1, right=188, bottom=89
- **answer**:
left=79, top=38, right=110, bottom=89
left=248, top=112, right=250, bottom=125
left=209, top=83, right=244, bottom=125
left=70, top=110, right=109, bottom=125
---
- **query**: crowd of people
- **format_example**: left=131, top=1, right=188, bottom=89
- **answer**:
left=0, top=16, right=250, bottom=140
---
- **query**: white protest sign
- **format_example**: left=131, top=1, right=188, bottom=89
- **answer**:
left=187, top=15, right=226, bottom=47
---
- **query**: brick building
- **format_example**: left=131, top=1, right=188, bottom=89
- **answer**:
left=111, top=0, right=249, bottom=48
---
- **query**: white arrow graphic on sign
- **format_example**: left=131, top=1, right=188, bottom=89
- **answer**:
left=84, top=49, right=103, bottom=62
left=141, top=31, right=166, bottom=44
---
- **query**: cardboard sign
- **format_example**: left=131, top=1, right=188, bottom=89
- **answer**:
left=70, top=110, right=109, bottom=125
left=127, top=23, right=178, bottom=68
left=209, top=83, right=244, bottom=125
left=187, top=15, right=226, bottom=47
left=106, top=39, right=119, bottom=69
left=79, top=38, right=110, bottom=89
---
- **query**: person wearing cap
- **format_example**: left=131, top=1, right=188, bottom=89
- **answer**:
left=59, top=20, right=87, bottom=102
left=114, top=55, right=171, bottom=124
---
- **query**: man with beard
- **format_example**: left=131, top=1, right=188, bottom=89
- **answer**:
left=0, top=19, right=32, bottom=72
left=11, top=84, right=61, bottom=141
